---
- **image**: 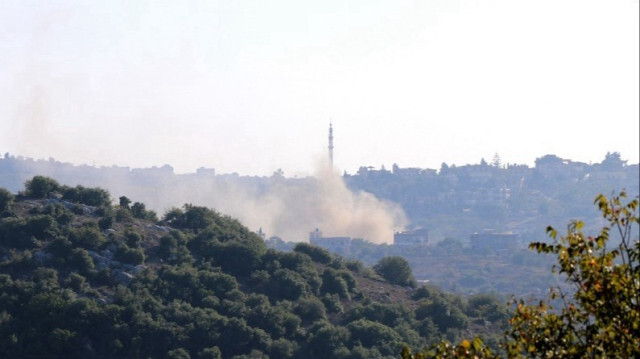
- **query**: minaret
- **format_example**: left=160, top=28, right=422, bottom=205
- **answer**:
left=328, top=123, right=334, bottom=167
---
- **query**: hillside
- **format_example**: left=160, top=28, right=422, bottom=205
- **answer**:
left=0, top=177, right=506, bottom=359
left=1, top=153, right=637, bottom=246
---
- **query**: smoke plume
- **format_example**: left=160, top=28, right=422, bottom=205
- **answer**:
left=240, top=161, right=407, bottom=243
left=98, top=160, right=407, bottom=244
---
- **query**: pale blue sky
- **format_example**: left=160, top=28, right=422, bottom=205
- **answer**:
left=1, top=0, right=638, bottom=175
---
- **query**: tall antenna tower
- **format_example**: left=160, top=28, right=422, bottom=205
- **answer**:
left=328, top=123, right=334, bottom=167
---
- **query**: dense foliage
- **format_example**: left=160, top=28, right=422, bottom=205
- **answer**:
left=0, top=177, right=506, bottom=359
left=268, top=232, right=559, bottom=297
left=403, top=192, right=640, bottom=358
left=374, top=256, right=416, bottom=288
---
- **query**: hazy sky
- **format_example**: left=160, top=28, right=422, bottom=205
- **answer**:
left=1, top=0, right=638, bottom=175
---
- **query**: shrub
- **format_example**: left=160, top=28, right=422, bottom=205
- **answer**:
left=321, top=268, right=350, bottom=299
left=115, top=245, right=145, bottom=265
left=69, top=248, right=95, bottom=274
left=24, top=176, right=60, bottom=198
left=67, top=226, right=106, bottom=250
left=166, top=348, right=191, bottom=359
left=159, top=234, right=179, bottom=259
left=125, top=231, right=142, bottom=248
left=0, top=188, right=14, bottom=213
left=294, top=297, right=326, bottom=324
left=268, top=338, right=296, bottom=359
left=306, top=321, right=350, bottom=358
left=412, top=285, right=435, bottom=300
left=42, top=204, right=74, bottom=226
left=115, top=207, right=132, bottom=223
left=293, top=242, right=332, bottom=264
left=373, top=256, right=416, bottom=287
left=131, top=202, right=158, bottom=221
left=416, top=297, right=468, bottom=332
left=98, top=216, right=114, bottom=230
left=269, top=269, right=309, bottom=301
left=62, top=185, right=111, bottom=207
left=119, top=196, right=131, bottom=209
left=347, top=319, right=401, bottom=354
left=0, top=215, right=57, bottom=249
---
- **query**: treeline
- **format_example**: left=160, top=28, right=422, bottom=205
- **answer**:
left=345, top=152, right=639, bottom=240
left=267, top=236, right=557, bottom=297
left=0, top=177, right=506, bottom=359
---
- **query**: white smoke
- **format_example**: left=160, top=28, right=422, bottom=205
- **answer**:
left=103, top=160, right=407, bottom=244
left=239, top=161, right=408, bottom=243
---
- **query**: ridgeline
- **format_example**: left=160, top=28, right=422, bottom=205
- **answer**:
left=0, top=177, right=506, bottom=359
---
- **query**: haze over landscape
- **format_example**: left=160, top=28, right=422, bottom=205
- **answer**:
left=0, top=2, right=639, bottom=358
left=1, top=0, right=638, bottom=176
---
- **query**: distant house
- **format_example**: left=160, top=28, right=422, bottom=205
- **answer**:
left=470, top=230, right=518, bottom=252
left=196, top=167, right=216, bottom=177
left=393, top=228, right=429, bottom=246
left=309, top=228, right=351, bottom=254
left=392, top=164, right=437, bottom=178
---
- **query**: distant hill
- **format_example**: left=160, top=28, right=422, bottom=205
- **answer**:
left=1, top=152, right=636, bottom=297
left=345, top=153, right=638, bottom=241
left=1, top=153, right=636, bottom=245
left=0, top=178, right=506, bottom=358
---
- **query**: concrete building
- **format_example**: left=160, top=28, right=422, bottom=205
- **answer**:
left=309, top=228, right=351, bottom=254
left=393, top=228, right=429, bottom=246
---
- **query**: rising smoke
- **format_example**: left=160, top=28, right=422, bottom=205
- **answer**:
left=140, top=160, right=407, bottom=244
left=246, top=161, right=407, bottom=244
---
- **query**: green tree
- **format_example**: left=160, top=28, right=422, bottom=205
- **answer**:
left=320, top=268, right=351, bottom=299
left=197, top=346, right=221, bottom=359
left=131, top=202, right=157, bottom=221
left=269, top=268, right=309, bottom=301
left=67, top=225, right=106, bottom=250
left=346, top=318, right=402, bottom=355
left=166, top=348, right=191, bottom=359
left=0, top=188, right=14, bottom=213
left=42, top=203, right=74, bottom=225
left=62, top=185, right=111, bottom=206
left=402, top=192, right=639, bottom=358
left=415, top=297, right=467, bottom=332
left=119, top=196, right=132, bottom=209
left=163, top=204, right=216, bottom=232
left=115, top=207, right=133, bottom=222
left=306, top=321, right=350, bottom=358
left=98, top=215, right=114, bottom=230
left=294, top=242, right=333, bottom=264
left=268, top=338, right=296, bottom=358
left=115, top=245, right=145, bottom=265
left=466, top=294, right=508, bottom=323
left=69, top=248, right=95, bottom=274
left=506, top=192, right=639, bottom=357
left=294, top=297, right=327, bottom=324
left=374, top=256, right=416, bottom=287
left=24, top=176, right=60, bottom=198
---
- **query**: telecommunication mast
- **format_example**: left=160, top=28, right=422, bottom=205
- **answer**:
left=328, top=123, right=334, bottom=167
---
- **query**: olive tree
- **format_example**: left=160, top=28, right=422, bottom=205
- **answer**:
left=24, top=176, right=60, bottom=198
left=374, top=256, right=416, bottom=288
left=402, top=192, right=639, bottom=358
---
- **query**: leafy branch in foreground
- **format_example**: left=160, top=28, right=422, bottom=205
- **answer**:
left=403, top=191, right=639, bottom=358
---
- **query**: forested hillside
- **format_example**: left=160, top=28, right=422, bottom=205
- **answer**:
left=0, top=177, right=506, bottom=359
